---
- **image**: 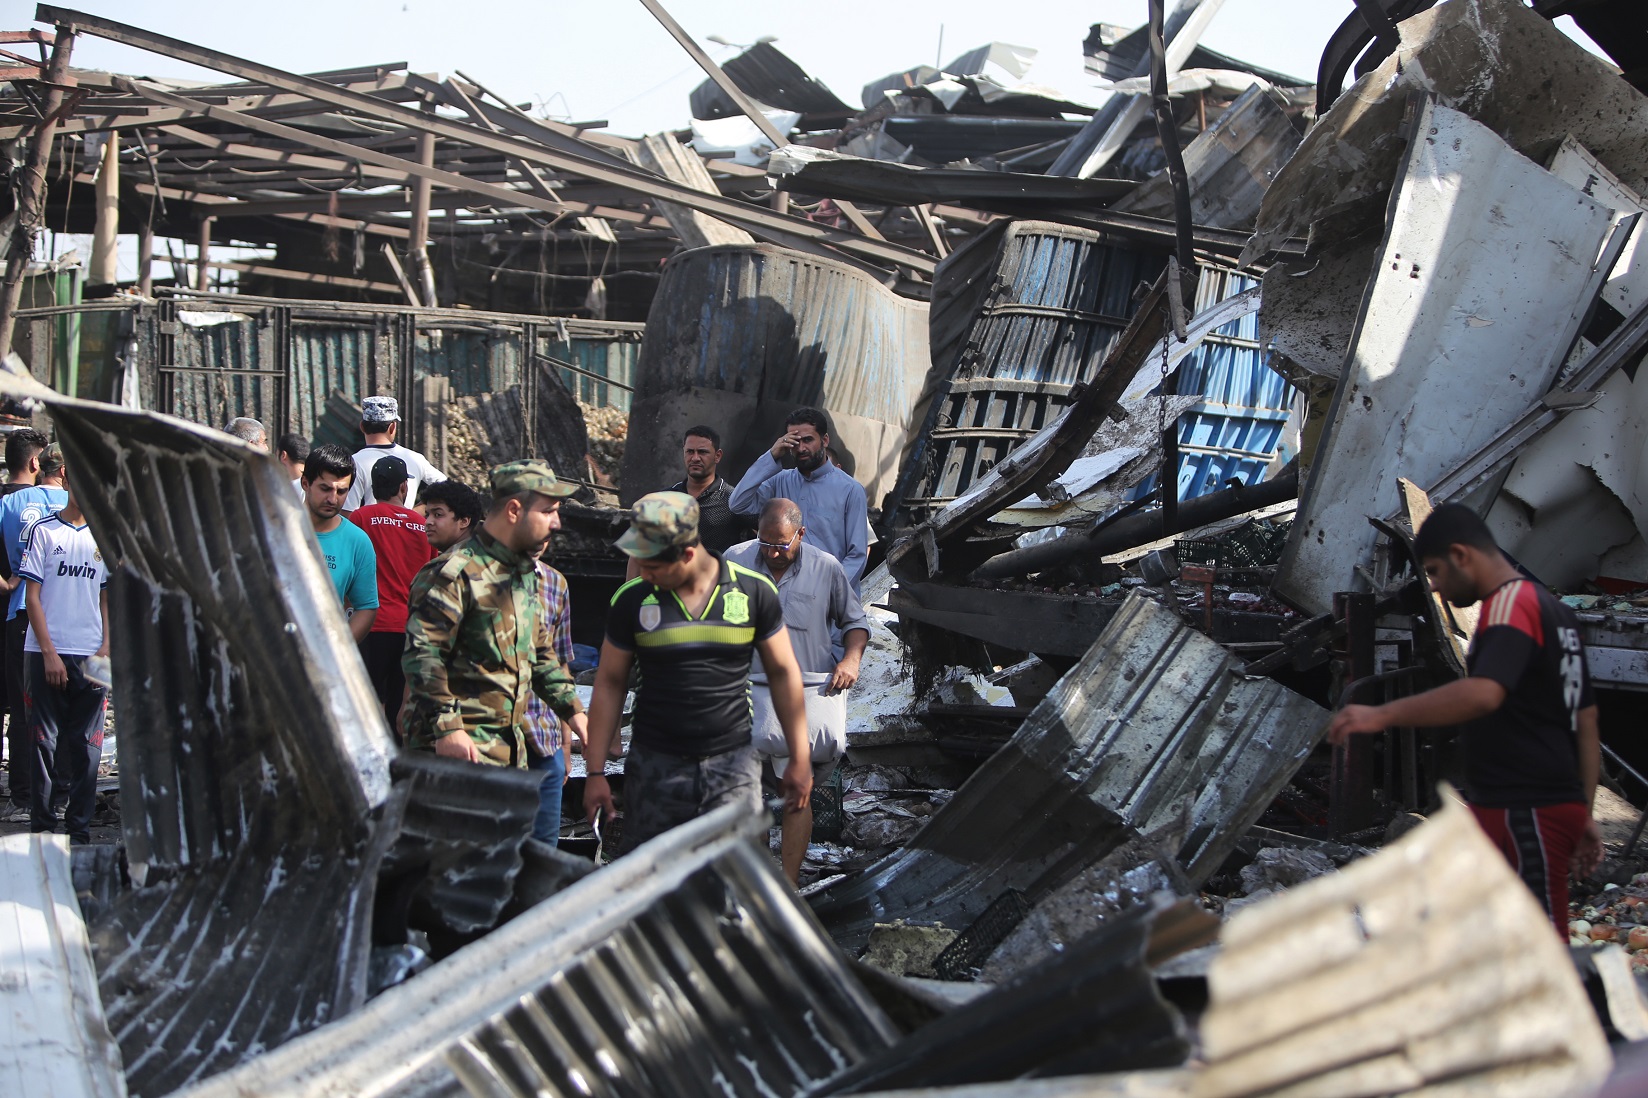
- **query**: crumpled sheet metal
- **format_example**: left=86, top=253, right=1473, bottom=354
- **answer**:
left=809, top=593, right=1326, bottom=951
left=382, top=753, right=543, bottom=938
left=13, top=384, right=401, bottom=1093
left=815, top=903, right=1207, bottom=1094
left=1243, top=0, right=1648, bottom=264
left=1272, top=99, right=1617, bottom=616
left=1192, top=792, right=1612, bottom=1097
left=175, top=804, right=899, bottom=1098
left=39, top=389, right=395, bottom=877
left=0, top=833, right=126, bottom=1098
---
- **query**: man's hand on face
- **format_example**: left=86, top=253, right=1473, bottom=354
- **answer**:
left=770, top=432, right=802, bottom=465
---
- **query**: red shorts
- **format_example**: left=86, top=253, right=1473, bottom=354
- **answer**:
left=1469, top=801, right=1590, bottom=937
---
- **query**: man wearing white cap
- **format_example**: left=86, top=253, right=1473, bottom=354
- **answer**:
left=342, top=395, right=447, bottom=514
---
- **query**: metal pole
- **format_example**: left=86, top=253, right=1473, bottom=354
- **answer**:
left=0, top=28, right=75, bottom=355
left=1148, top=0, right=1198, bottom=289
left=1330, top=592, right=1379, bottom=837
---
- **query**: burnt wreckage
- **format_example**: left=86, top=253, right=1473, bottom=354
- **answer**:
left=6, top=0, right=1648, bottom=1095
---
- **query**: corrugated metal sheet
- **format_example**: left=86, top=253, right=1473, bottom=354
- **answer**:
left=15, top=381, right=400, bottom=1096
left=0, top=833, right=126, bottom=1098
left=888, top=220, right=1164, bottom=525
left=1276, top=99, right=1617, bottom=615
left=809, top=593, right=1325, bottom=952
left=1194, top=795, right=1612, bottom=1097
left=690, top=41, right=852, bottom=119
left=288, top=317, right=388, bottom=440
left=1113, top=83, right=1303, bottom=230
left=26, top=295, right=644, bottom=447
left=164, top=305, right=284, bottom=430
left=545, top=333, right=637, bottom=412
left=175, top=804, right=901, bottom=1098
left=383, top=753, right=543, bottom=938
left=1129, top=269, right=1294, bottom=502
left=621, top=243, right=931, bottom=506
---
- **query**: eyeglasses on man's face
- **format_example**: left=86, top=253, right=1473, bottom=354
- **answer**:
left=758, top=530, right=799, bottom=551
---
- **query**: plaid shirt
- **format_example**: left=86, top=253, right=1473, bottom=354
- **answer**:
left=522, top=561, right=576, bottom=757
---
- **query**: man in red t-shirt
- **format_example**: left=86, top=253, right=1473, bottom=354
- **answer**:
left=350, top=455, right=435, bottom=732
left=1329, top=503, right=1602, bottom=935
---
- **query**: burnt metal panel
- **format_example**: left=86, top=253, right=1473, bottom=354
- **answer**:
left=287, top=314, right=390, bottom=440
left=11, top=380, right=401, bottom=1095
left=382, top=752, right=542, bottom=940
left=1274, top=99, right=1617, bottom=616
left=161, top=303, right=285, bottom=431
left=809, top=593, right=1326, bottom=952
left=1113, top=83, right=1303, bottom=231
left=620, top=243, right=931, bottom=507
left=690, top=41, right=852, bottom=120
left=887, top=220, right=1164, bottom=526
left=176, top=804, right=900, bottom=1098
left=816, top=903, right=1206, bottom=1094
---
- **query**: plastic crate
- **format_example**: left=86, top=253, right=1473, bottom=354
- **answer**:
left=770, top=765, right=844, bottom=842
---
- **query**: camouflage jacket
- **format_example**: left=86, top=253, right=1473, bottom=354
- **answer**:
left=401, top=528, right=583, bottom=764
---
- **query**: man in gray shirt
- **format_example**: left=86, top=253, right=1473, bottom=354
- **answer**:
left=726, top=497, right=868, bottom=883
left=730, top=407, right=868, bottom=596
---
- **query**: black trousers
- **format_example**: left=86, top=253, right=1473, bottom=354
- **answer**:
left=360, top=631, right=406, bottom=736
left=26, top=652, right=107, bottom=842
left=6, top=610, right=28, bottom=805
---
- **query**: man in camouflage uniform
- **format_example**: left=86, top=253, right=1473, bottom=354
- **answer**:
left=402, top=460, right=587, bottom=765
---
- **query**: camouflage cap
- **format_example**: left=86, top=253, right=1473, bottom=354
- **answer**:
left=39, top=442, right=64, bottom=476
left=361, top=395, right=400, bottom=423
left=616, top=491, right=699, bottom=559
left=490, top=459, right=577, bottom=499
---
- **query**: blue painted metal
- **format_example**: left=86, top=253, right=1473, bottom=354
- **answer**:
left=1137, top=268, right=1295, bottom=502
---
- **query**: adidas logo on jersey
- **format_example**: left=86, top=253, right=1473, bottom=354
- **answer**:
left=52, top=545, right=64, bottom=554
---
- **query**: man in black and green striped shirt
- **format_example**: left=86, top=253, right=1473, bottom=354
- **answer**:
left=583, top=491, right=812, bottom=856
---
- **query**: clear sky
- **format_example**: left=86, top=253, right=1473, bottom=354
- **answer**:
left=12, top=0, right=1603, bottom=138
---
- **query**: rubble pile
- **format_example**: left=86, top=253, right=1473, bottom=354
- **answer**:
left=579, top=400, right=628, bottom=487
left=1572, top=879, right=1648, bottom=964
left=9, top=0, right=1648, bottom=1095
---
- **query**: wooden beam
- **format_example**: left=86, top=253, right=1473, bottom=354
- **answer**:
left=196, top=214, right=213, bottom=290
left=0, top=27, right=72, bottom=354
left=408, top=126, right=435, bottom=306
left=43, top=7, right=931, bottom=271
left=633, top=0, right=889, bottom=243
left=210, top=259, right=399, bottom=295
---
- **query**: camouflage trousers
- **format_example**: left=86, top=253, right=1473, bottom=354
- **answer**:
left=618, top=742, right=761, bottom=855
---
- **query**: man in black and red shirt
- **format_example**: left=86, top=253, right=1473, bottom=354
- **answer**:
left=1329, top=503, right=1601, bottom=934
left=350, top=455, right=435, bottom=731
